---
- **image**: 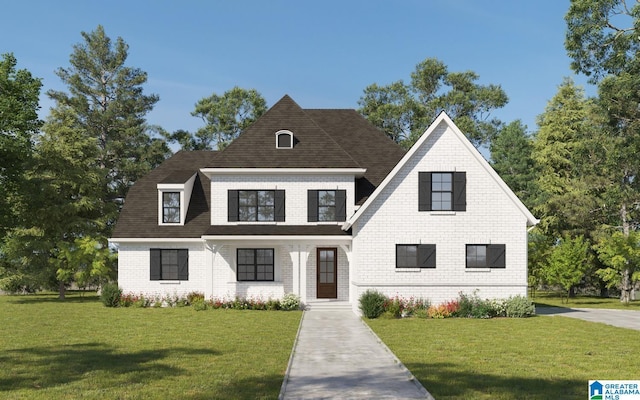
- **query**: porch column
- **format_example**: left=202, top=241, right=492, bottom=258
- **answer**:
left=298, top=245, right=311, bottom=302
left=286, top=245, right=300, bottom=296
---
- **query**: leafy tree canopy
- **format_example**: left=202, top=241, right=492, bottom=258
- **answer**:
left=168, top=86, right=267, bottom=151
left=358, top=58, right=508, bottom=148
left=566, top=0, right=640, bottom=81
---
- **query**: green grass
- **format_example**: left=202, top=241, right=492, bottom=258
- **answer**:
left=0, top=292, right=301, bottom=399
left=532, top=291, right=640, bottom=309
left=367, top=316, right=640, bottom=400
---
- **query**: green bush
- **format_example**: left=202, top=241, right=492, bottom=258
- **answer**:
left=186, top=291, right=205, bottom=305
left=280, top=293, right=301, bottom=311
left=504, top=295, right=536, bottom=318
left=266, top=298, right=281, bottom=311
left=456, top=291, right=498, bottom=318
left=359, top=290, right=387, bottom=319
left=192, top=298, right=207, bottom=311
left=384, top=297, right=403, bottom=318
left=100, top=283, right=122, bottom=307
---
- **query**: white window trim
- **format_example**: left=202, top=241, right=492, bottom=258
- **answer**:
left=158, top=189, right=185, bottom=226
left=275, top=130, right=294, bottom=149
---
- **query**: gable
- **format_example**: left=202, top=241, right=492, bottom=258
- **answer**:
left=344, top=112, right=538, bottom=229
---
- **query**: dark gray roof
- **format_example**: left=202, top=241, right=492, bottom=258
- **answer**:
left=112, top=95, right=406, bottom=238
left=112, top=151, right=216, bottom=238
left=210, top=95, right=363, bottom=169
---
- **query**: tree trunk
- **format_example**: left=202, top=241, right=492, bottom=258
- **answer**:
left=621, top=267, right=632, bottom=304
left=58, top=281, right=66, bottom=300
left=620, top=202, right=632, bottom=304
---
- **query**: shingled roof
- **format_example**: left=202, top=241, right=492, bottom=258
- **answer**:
left=112, top=95, right=406, bottom=238
left=112, top=150, right=216, bottom=239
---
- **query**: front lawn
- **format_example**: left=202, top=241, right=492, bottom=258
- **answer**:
left=0, top=292, right=301, bottom=399
left=532, top=291, right=640, bottom=310
left=367, top=316, right=640, bottom=400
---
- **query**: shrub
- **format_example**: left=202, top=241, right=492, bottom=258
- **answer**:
left=504, top=295, right=535, bottom=318
left=281, top=293, right=301, bottom=311
left=100, top=283, right=122, bottom=307
left=186, top=291, right=205, bottom=305
left=266, top=298, right=280, bottom=311
left=359, top=290, right=387, bottom=319
left=192, top=298, right=207, bottom=311
left=457, top=291, right=498, bottom=318
left=413, top=308, right=429, bottom=319
left=384, top=296, right=403, bottom=318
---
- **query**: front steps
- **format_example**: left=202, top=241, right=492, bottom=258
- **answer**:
left=304, top=300, right=353, bottom=311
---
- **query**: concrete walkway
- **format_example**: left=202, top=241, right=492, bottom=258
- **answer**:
left=279, top=309, right=433, bottom=399
left=537, top=306, right=640, bottom=331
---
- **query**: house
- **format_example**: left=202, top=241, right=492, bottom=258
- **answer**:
left=109, top=95, right=538, bottom=312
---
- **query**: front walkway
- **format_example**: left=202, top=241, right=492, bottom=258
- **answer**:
left=537, top=306, right=640, bottom=331
left=279, top=309, right=432, bottom=399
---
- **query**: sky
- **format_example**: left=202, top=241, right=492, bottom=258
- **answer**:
left=1, top=0, right=594, bottom=140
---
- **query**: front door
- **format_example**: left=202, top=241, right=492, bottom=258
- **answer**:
left=317, top=248, right=337, bottom=299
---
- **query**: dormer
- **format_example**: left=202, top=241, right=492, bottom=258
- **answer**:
left=275, top=130, right=294, bottom=149
left=157, top=170, right=198, bottom=226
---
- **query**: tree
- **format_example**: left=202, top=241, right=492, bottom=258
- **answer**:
left=531, top=78, right=606, bottom=238
left=544, top=235, right=593, bottom=302
left=566, top=2, right=640, bottom=301
left=1, top=105, right=111, bottom=298
left=47, top=25, right=169, bottom=229
left=358, top=58, right=508, bottom=148
left=594, top=230, right=640, bottom=303
left=0, top=53, right=42, bottom=237
left=171, top=86, right=267, bottom=150
left=490, top=120, right=537, bottom=208
left=565, top=0, right=640, bottom=82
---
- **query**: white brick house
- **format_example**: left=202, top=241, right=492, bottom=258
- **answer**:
left=110, top=95, right=538, bottom=312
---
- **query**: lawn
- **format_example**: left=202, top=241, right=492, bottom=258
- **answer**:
left=0, top=292, right=301, bottom=400
left=532, top=291, right=640, bottom=310
left=367, top=316, right=640, bottom=400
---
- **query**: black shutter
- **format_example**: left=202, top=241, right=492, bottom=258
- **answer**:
left=150, top=249, right=161, bottom=280
left=453, top=172, right=466, bottom=211
left=274, top=190, right=285, bottom=221
left=488, top=244, right=506, bottom=268
left=418, top=172, right=431, bottom=211
left=418, top=244, right=436, bottom=268
left=308, top=190, right=318, bottom=222
left=177, top=249, right=189, bottom=280
left=335, top=190, right=347, bottom=221
left=228, top=190, right=238, bottom=222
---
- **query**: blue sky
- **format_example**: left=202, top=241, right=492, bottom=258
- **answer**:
left=1, top=0, right=593, bottom=138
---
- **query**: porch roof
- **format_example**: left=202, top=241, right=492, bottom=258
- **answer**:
left=203, top=225, right=351, bottom=236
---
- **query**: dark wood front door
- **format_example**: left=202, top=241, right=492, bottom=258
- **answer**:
left=317, top=248, right=337, bottom=299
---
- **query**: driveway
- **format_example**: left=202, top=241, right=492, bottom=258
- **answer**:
left=536, top=306, right=640, bottom=331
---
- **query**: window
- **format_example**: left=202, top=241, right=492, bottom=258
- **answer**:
left=162, top=192, right=180, bottom=223
left=307, top=190, right=346, bottom=222
left=237, top=248, right=274, bottom=281
left=466, top=244, right=506, bottom=268
left=275, top=130, right=293, bottom=148
left=150, top=249, right=188, bottom=280
left=396, top=244, right=436, bottom=268
left=419, top=172, right=466, bottom=211
left=228, top=190, right=285, bottom=222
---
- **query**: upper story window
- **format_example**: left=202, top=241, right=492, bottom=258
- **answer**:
left=466, top=244, right=506, bottom=268
left=396, top=244, right=436, bottom=268
left=419, top=172, right=466, bottom=211
left=162, top=192, right=181, bottom=223
left=275, top=130, right=294, bottom=149
left=228, top=190, right=285, bottom=222
left=307, top=190, right=346, bottom=222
